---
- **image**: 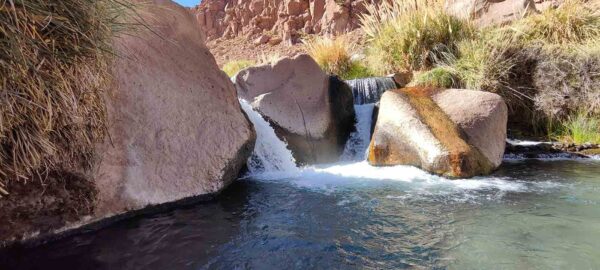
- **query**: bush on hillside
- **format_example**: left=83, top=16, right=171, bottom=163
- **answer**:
left=509, top=0, right=600, bottom=45
left=360, top=0, right=473, bottom=74
left=0, top=0, right=128, bottom=195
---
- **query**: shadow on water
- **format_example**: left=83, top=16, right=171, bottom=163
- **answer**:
left=0, top=180, right=255, bottom=270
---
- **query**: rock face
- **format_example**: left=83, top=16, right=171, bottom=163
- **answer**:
left=445, top=0, right=556, bottom=27
left=368, top=87, right=507, bottom=178
left=193, top=0, right=376, bottom=43
left=235, top=54, right=355, bottom=164
left=1, top=0, right=256, bottom=244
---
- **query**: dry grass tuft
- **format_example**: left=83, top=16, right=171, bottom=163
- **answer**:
left=509, top=0, right=600, bottom=45
left=304, top=35, right=354, bottom=76
left=0, top=0, right=130, bottom=193
left=360, top=0, right=473, bottom=74
left=222, top=59, right=256, bottom=77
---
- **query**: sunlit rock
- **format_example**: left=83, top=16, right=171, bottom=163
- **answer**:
left=368, top=87, right=507, bottom=178
left=235, top=54, right=355, bottom=164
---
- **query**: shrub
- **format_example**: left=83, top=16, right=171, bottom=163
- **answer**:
left=555, top=113, right=600, bottom=144
left=344, top=61, right=374, bottom=80
left=0, top=0, right=129, bottom=192
left=360, top=0, right=473, bottom=74
left=410, top=67, right=456, bottom=88
left=509, top=0, right=600, bottom=45
left=222, top=60, right=256, bottom=77
left=532, top=45, right=600, bottom=120
left=303, top=35, right=373, bottom=79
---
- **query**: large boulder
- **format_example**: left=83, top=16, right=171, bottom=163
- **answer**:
left=368, top=87, right=507, bottom=178
left=1, top=0, right=255, bottom=244
left=235, top=54, right=355, bottom=164
left=445, top=0, right=538, bottom=27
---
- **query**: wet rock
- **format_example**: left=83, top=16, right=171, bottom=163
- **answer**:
left=368, top=87, right=507, bottom=178
left=235, top=54, right=355, bottom=164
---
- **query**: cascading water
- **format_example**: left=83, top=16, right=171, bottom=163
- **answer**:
left=239, top=99, right=299, bottom=175
left=340, top=104, right=375, bottom=161
left=345, top=77, right=397, bottom=105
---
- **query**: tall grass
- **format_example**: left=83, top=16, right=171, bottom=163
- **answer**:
left=0, top=0, right=130, bottom=193
left=555, top=112, right=600, bottom=144
left=509, top=0, right=600, bottom=45
left=303, top=35, right=372, bottom=79
left=360, top=0, right=473, bottom=74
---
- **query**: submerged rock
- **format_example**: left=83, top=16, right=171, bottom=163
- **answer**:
left=368, top=87, right=507, bottom=178
left=1, top=0, right=256, bottom=244
left=235, top=54, right=355, bottom=164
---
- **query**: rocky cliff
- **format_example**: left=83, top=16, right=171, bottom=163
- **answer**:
left=192, top=0, right=377, bottom=44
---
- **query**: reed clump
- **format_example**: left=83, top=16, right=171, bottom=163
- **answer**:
left=0, top=0, right=129, bottom=194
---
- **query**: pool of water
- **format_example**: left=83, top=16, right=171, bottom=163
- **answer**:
left=2, top=159, right=600, bottom=270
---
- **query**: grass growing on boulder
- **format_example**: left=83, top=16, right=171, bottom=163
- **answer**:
left=410, top=67, right=455, bottom=88
left=303, top=35, right=372, bottom=79
left=222, top=60, right=256, bottom=77
left=0, top=0, right=129, bottom=193
left=360, top=0, right=473, bottom=74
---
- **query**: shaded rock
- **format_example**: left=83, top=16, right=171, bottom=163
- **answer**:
left=235, top=54, right=355, bottom=164
left=1, top=0, right=256, bottom=244
left=391, top=71, right=413, bottom=88
left=368, top=87, right=506, bottom=178
left=504, top=140, right=596, bottom=159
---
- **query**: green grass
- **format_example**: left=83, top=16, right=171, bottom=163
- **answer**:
left=360, top=0, right=473, bottom=74
left=410, top=67, right=455, bottom=88
left=555, top=113, right=600, bottom=144
left=222, top=60, right=256, bottom=77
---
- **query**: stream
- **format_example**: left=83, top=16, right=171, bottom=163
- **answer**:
left=1, top=96, right=599, bottom=270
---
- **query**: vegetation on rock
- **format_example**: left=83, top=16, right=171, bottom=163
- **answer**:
left=359, top=0, right=599, bottom=142
left=0, top=0, right=130, bottom=195
left=303, top=35, right=372, bottom=80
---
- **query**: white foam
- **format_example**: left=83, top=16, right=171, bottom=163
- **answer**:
left=239, top=99, right=300, bottom=175
left=341, top=104, right=374, bottom=161
left=506, top=139, right=549, bottom=146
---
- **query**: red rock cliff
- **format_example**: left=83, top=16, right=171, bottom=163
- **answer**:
left=192, top=0, right=379, bottom=43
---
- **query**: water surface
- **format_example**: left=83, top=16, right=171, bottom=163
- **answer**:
left=2, top=159, right=599, bottom=270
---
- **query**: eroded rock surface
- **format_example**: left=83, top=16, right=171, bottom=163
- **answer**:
left=235, top=54, right=355, bottom=164
left=368, top=87, right=507, bottom=178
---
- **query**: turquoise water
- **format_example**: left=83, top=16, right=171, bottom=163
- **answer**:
left=2, top=159, right=599, bottom=270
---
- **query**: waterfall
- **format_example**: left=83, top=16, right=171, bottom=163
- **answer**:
left=345, top=77, right=397, bottom=105
left=239, top=99, right=299, bottom=175
left=341, top=104, right=375, bottom=161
